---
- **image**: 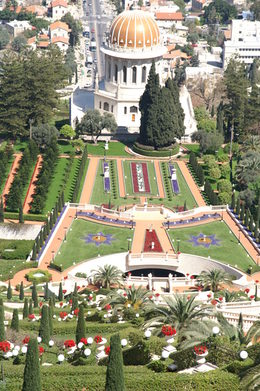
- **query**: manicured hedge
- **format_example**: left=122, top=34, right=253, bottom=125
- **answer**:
left=72, top=145, right=88, bottom=202
left=25, top=269, right=52, bottom=283
left=4, top=212, right=47, bottom=222
left=0, top=143, right=13, bottom=189
left=0, top=239, right=34, bottom=260
left=133, top=143, right=179, bottom=157
left=1, top=364, right=240, bottom=391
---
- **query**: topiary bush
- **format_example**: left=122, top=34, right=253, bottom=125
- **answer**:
left=123, top=341, right=151, bottom=365
left=25, top=269, right=52, bottom=283
left=224, top=358, right=254, bottom=375
left=147, top=360, right=168, bottom=373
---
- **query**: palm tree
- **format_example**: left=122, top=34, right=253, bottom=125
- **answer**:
left=103, top=285, right=152, bottom=310
left=197, top=269, right=233, bottom=292
left=144, top=294, right=211, bottom=337
left=217, top=290, right=245, bottom=303
left=236, top=152, right=260, bottom=186
left=241, top=135, right=260, bottom=153
left=91, top=264, right=123, bottom=289
left=240, top=364, right=260, bottom=391
left=180, top=312, right=260, bottom=349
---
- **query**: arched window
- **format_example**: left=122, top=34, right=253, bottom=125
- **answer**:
left=103, top=102, right=109, bottom=111
left=108, top=62, right=111, bottom=80
left=132, top=66, right=137, bottom=83
left=123, top=66, right=127, bottom=83
left=114, top=64, right=118, bottom=82
left=142, top=66, right=146, bottom=83
left=130, top=106, right=138, bottom=113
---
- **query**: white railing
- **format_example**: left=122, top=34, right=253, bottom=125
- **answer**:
left=127, top=252, right=179, bottom=268
left=165, top=205, right=227, bottom=219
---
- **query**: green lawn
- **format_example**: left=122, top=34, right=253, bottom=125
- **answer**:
left=168, top=221, right=255, bottom=272
left=87, top=141, right=131, bottom=157
left=123, top=160, right=159, bottom=197
left=64, top=158, right=81, bottom=202
left=160, top=163, right=197, bottom=210
left=182, top=144, right=200, bottom=155
left=58, top=140, right=75, bottom=155
left=43, top=158, right=69, bottom=213
left=53, top=219, right=134, bottom=270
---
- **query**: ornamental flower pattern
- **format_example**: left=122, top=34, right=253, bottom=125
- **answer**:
left=189, top=233, right=220, bottom=248
left=84, top=232, right=115, bottom=247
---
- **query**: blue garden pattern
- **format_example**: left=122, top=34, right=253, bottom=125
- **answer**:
left=189, top=233, right=220, bottom=248
left=84, top=232, right=115, bottom=247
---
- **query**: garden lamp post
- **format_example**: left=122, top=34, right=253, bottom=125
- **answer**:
left=177, top=239, right=180, bottom=253
left=127, top=238, right=132, bottom=251
left=64, top=227, right=68, bottom=242
left=52, top=250, right=55, bottom=262
left=238, top=229, right=241, bottom=244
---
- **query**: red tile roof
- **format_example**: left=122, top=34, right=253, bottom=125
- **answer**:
left=155, top=12, right=184, bottom=21
left=163, top=49, right=190, bottom=59
left=37, top=41, right=50, bottom=48
left=50, top=21, right=69, bottom=32
left=51, top=36, right=69, bottom=44
left=51, top=0, right=68, bottom=8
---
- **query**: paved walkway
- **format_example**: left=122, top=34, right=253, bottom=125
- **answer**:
left=79, top=157, right=99, bottom=204
left=116, top=159, right=126, bottom=198
left=23, top=155, right=43, bottom=214
left=154, top=160, right=165, bottom=198
left=1, top=154, right=21, bottom=207
left=176, top=160, right=206, bottom=207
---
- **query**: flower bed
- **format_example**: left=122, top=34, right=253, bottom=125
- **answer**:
left=103, top=161, right=110, bottom=192
left=143, top=229, right=163, bottom=253
left=169, top=164, right=180, bottom=194
left=131, top=162, right=150, bottom=193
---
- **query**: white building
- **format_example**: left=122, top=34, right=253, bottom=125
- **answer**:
left=223, top=20, right=260, bottom=68
left=94, top=9, right=167, bottom=132
left=51, top=0, right=68, bottom=20
left=6, top=20, right=32, bottom=37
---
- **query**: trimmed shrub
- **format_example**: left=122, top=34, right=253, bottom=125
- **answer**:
left=147, top=360, right=168, bottom=373
left=133, top=143, right=179, bottom=157
left=105, top=333, right=125, bottom=391
left=22, top=338, right=41, bottom=391
left=123, top=341, right=150, bottom=365
left=26, top=269, right=52, bottom=284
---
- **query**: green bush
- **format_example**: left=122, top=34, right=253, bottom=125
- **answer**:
left=123, top=341, right=151, bottom=365
left=133, top=143, right=179, bottom=157
left=0, top=240, right=34, bottom=260
left=170, top=347, right=196, bottom=370
left=4, top=212, right=47, bottom=222
left=247, top=343, right=260, bottom=364
left=224, top=358, right=254, bottom=375
left=147, top=360, right=168, bottom=373
left=128, top=330, right=143, bottom=346
left=146, top=336, right=167, bottom=356
left=25, top=269, right=52, bottom=283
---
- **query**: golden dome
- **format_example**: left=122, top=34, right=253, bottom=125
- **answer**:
left=109, top=10, right=160, bottom=49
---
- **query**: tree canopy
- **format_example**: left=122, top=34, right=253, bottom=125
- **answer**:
left=203, top=0, right=237, bottom=24
left=76, top=110, right=117, bottom=143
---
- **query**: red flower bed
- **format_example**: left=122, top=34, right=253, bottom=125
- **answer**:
left=39, top=346, right=44, bottom=355
left=23, top=336, right=30, bottom=345
left=104, top=304, right=111, bottom=311
left=73, top=308, right=79, bottom=316
left=105, top=346, right=110, bottom=355
left=28, top=314, right=35, bottom=320
left=94, top=335, right=102, bottom=344
left=80, top=338, right=88, bottom=345
left=194, top=345, right=207, bottom=355
left=64, top=340, right=76, bottom=349
left=60, top=312, right=68, bottom=319
left=0, top=341, right=11, bottom=352
left=143, top=229, right=163, bottom=253
left=161, top=325, right=176, bottom=336
left=130, top=162, right=150, bottom=193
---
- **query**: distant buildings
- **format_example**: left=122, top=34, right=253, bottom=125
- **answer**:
left=223, top=20, right=260, bottom=68
left=51, top=0, right=68, bottom=19
left=6, top=20, right=32, bottom=37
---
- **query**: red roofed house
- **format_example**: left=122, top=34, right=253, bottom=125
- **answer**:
left=51, top=0, right=68, bottom=20
left=49, top=21, right=69, bottom=51
left=26, top=5, right=46, bottom=17
left=51, top=36, right=69, bottom=51
left=155, top=12, right=184, bottom=29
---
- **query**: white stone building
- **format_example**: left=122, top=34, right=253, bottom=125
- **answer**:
left=223, top=20, right=260, bottom=68
left=6, top=20, right=32, bottom=37
left=51, top=0, right=68, bottom=20
left=94, top=9, right=167, bottom=132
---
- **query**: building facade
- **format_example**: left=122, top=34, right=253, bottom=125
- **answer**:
left=94, top=9, right=166, bottom=132
left=223, top=20, right=260, bottom=68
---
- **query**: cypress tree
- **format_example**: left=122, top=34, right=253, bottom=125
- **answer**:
left=46, top=219, right=50, bottom=235
left=49, top=213, right=53, bottom=230
left=75, top=304, right=86, bottom=344
left=165, top=78, right=185, bottom=139
left=105, top=333, right=125, bottom=391
left=44, top=282, right=49, bottom=301
left=0, top=305, right=5, bottom=341
left=32, top=283, right=38, bottom=308
left=240, top=203, right=245, bottom=222
left=183, top=200, right=187, bottom=211
left=231, top=192, right=235, bottom=210
left=7, top=280, right=12, bottom=300
left=72, top=294, right=78, bottom=312
left=42, top=225, right=47, bottom=241
left=58, top=282, right=63, bottom=302
left=19, top=281, right=24, bottom=301
left=39, top=230, right=43, bottom=248
left=0, top=298, right=3, bottom=306
left=31, top=244, right=37, bottom=261
left=48, top=302, right=53, bottom=336
left=73, top=283, right=78, bottom=295
left=22, top=338, right=41, bottom=391
left=236, top=197, right=240, bottom=216
left=0, top=197, right=4, bottom=223
left=29, top=299, right=33, bottom=315
left=245, top=208, right=249, bottom=228
left=61, top=190, right=65, bottom=207
left=58, top=195, right=62, bottom=213
left=36, top=236, right=40, bottom=255
left=254, top=221, right=259, bottom=240
left=249, top=214, right=254, bottom=233
left=216, top=102, right=224, bottom=134
left=23, top=298, right=29, bottom=319
left=19, top=201, right=24, bottom=223
left=39, top=305, right=50, bottom=344
left=11, top=308, right=19, bottom=332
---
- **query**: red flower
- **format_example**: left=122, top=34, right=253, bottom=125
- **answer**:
left=104, top=304, right=111, bottom=311
left=211, top=299, right=218, bottom=306
left=197, top=286, right=203, bottom=291
left=187, top=295, right=191, bottom=300
left=77, top=286, right=80, bottom=290
left=60, top=311, right=68, bottom=319
left=191, top=275, right=195, bottom=279
left=155, top=293, right=160, bottom=297
left=38, top=346, right=44, bottom=355
left=218, top=297, right=223, bottom=301
left=105, top=346, right=110, bottom=355
left=128, top=285, right=132, bottom=289
left=94, top=335, right=102, bottom=344
left=244, top=288, right=250, bottom=294
left=69, top=299, right=72, bottom=305
left=39, top=302, right=43, bottom=307
left=0, top=341, right=11, bottom=353
left=89, top=295, right=93, bottom=300
left=207, top=293, right=211, bottom=298
left=74, top=308, right=79, bottom=316
left=194, top=345, right=207, bottom=355
left=123, top=293, right=127, bottom=297
left=59, top=302, right=63, bottom=307
left=80, top=338, right=88, bottom=345
left=255, top=280, right=259, bottom=284
left=64, top=340, right=76, bottom=349
left=64, top=276, right=68, bottom=280
left=62, top=290, right=67, bottom=294
left=250, top=295, right=255, bottom=299
left=28, top=314, right=35, bottom=320
left=128, top=272, right=131, bottom=276
left=149, top=295, right=153, bottom=299
left=161, top=325, right=176, bottom=336
left=186, top=273, right=189, bottom=277
left=23, top=336, right=30, bottom=345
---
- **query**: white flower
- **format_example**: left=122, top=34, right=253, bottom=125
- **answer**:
left=53, top=314, right=56, bottom=319
left=87, top=311, right=91, bottom=315
left=37, top=337, right=42, bottom=343
left=78, top=342, right=84, bottom=349
left=135, top=313, right=139, bottom=318
left=12, top=350, right=19, bottom=357
left=87, top=337, right=93, bottom=345
left=49, top=340, right=54, bottom=347
left=14, top=345, right=20, bottom=352
left=127, top=304, right=131, bottom=308
left=121, top=339, right=127, bottom=347
left=84, top=348, right=91, bottom=356
left=21, top=346, right=27, bottom=354
left=57, top=354, right=65, bottom=362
